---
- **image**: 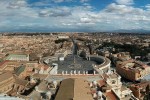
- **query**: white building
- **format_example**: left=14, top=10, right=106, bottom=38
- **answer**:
left=5, top=54, right=29, bottom=61
left=98, top=71, right=132, bottom=100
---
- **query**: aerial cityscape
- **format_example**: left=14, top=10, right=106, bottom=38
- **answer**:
left=0, top=33, right=149, bottom=100
left=0, top=0, right=150, bottom=100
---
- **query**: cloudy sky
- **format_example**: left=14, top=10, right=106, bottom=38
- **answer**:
left=0, top=0, right=150, bottom=32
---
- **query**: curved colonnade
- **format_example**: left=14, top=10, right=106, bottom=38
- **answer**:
left=41, top=55, right=111, bottom=75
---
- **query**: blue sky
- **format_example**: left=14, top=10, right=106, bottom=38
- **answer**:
left=0, top=0, right=150, bottom=32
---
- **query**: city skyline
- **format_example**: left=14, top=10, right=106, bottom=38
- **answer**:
left=0, top=0, right=150, bottom=32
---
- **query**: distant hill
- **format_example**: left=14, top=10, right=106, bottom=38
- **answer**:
left=111, top=29, right=150, bottom=34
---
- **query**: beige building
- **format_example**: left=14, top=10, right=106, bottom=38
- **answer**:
left=55, top=78, right=93, bottom=100
left=130, top=81, right=150, bottom=100
left=0, top=71, right=15, bottom=93
left=116, top=60, right=150, bottom=81
left=110, top=52, right=131, bottom=64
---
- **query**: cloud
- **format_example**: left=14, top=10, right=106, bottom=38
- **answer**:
left=29, top=1, right=53, bottom=7
left=7, top=0, right=28, bottom=9
left=80, top=17, right=93, bottom=23
left=145, top=4, right=150, bottom=11
left=52, top=0, right=64, bottom=3
left=52, top=0, right=73, bottom=3
left=80, top=0, right=90, bottom=3
left=0, top=0, right=150, bottom=32
left=116, top=0, right=134, bottom=5
left=39, top=7, right=72, bottom=17
left=105, top=3, right=144, bottom=15
left=99, top=3, right=150, bottom=30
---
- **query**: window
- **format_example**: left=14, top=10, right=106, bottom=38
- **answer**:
left=112, top=80, right=116, bottom=84
left=125, top=95, right=128, bottom=97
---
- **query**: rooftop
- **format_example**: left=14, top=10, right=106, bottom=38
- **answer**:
left=117, top=60, right=149, bottom=72
left=14, top=65, right=26, bottom=76
left=5, top=54, right=29, bottom=60
left=37, top=81, right=49, bottom=92
left=0, top=71, right=13, bottom=82
left=104, top=91, right=118, bottom=100
left=29, top=90, right=41, bottom=100
left=55, top=78, right=93, bottom=100
left=14, top=76, right=28, bottom=86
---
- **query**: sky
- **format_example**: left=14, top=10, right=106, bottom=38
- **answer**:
left=0, top=0, right=150, bottom=32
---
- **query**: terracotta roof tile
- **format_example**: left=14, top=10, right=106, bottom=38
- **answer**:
left=99, top=80, right=106, bottom=87
left=105, top=91, right=118, bottom=100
